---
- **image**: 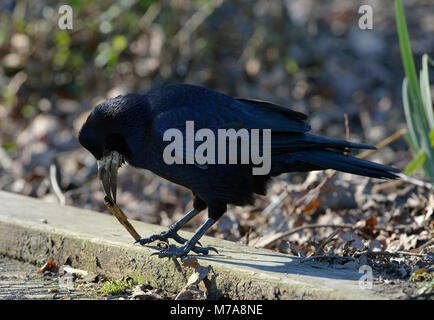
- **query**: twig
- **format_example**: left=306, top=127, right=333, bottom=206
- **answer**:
left=356, top=128, right=407, bottom=159
left=396, top=251, right=427, bottom=257
left=261, top=188, right=289, bottom=218
left=253, top=223, right=385, bottom=248
left=344, top=113, right=350, bottom=155
left=315, top=229, right=339, bottom=255
left=300, top=249, right=426, bottom=264
left=396, top=172, right=434, bottom=190
left=374, top=172, right=434, bottom=191
left=103, top=196, right=142, bottom=241
left=253, top=176, right=330, bottom=247
left=353, top=250, right=426, bottom=258
left=344, top=114, right=350, bottom=141
left=353, top=251, right=399, bottom=258
left=238, top=26, right=266, bottom=63
left=409, top=291, right=434, bottom=300
left=49, top=163, right=66, bottom=205
left=175, top=0, right=224, bottom=48
left=140, top=1, right=161, bottom=27
left=417, top=238, right=434, bottom=249
left=300, top=255, right=356, bottom=263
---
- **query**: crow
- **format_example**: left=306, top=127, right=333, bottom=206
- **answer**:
left=78, top=84, right=399, bottom=258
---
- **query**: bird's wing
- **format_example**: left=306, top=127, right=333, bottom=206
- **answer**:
left=150, top=107, right=242, bottom=169
left=152, top=97, right=310, bottom=132
left=234, top=98, right=308, bottom=121
left=231, top=98, right=310, bottom=133
left=149, top=95, right=316, bottom=164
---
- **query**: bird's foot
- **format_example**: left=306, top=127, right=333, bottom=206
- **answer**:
left=135, top=228, right=187, bottom=246
left=151, top=243, right=218, bottom=258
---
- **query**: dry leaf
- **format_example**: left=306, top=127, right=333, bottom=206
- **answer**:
left=301, top=198, right=321, bottom=215
left=363, top=216, right=377, bottom=233
left=181, top=256, right=198, bottom=269
left=175, top=262, right=212, bottom=300
left=37, top=259, right=59, bottom=274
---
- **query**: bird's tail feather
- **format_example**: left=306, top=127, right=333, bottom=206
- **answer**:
left=300, top=134, right=376, bottom=151
left=271, top=133, right=376, bottom=153
left=295, top=150, right=400, bottom=179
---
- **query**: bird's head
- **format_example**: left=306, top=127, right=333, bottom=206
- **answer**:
left=78, top=95, right=136, bottom=204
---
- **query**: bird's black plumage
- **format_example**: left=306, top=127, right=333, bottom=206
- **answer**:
left=79, top=84, right=399, bottom=257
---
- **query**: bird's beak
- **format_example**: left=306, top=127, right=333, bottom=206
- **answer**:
left=97, top=151, right=123, bottom=204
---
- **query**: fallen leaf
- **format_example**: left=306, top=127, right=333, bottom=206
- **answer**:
left=37, top=259, right=59, bottom=274
left=175, top=262, right=212, bottom=300
left=363, top=216, right=377, bottom=233
left=301, top=198, right=321, bottom=215
left=341, top=232, right=364, bottom=250
left=131, top=285, right=163, bottom=300
left=181, top=256, right=198, bottom=269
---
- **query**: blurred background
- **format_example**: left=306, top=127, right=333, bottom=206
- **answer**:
left=0, top=0, right=433, bottom=257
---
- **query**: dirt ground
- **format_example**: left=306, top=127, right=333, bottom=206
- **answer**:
left=0, top=255, right=102, bottom=300
left=1, top=252, right=432, bottom=300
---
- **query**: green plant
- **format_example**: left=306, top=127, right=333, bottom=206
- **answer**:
left=395, top=0, right=434, bottom=178
left=98, top=273, right=144, bottom=296
left=100, top=279, right=134, bottom=296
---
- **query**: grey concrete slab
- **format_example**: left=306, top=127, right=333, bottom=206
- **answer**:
left=0, top=190, right=385, bottom=299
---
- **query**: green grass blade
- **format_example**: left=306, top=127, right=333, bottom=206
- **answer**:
left=420, top=54, right=434, bottom=130
left=395, top=0, right=424, bottom=112
left=395, top=0, right=434, bottom=179
left=403, top=132, right=417, bottom=154
left=402, top=78, right=420, bottom=153
left=404, top=149, right=426, bottom=175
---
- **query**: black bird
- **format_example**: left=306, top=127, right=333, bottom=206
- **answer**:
left=78, top=84, right=399, bottom=258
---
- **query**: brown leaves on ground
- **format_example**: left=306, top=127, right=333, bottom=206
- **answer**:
left=130, top=285, right=165, bottom=300
left=239, top=171, right=433, bottom=286
left=175, top=257, right=213, bottom=300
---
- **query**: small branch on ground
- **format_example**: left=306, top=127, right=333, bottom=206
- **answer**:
left=315, top=229, right=339, bottom=255
left=254, top=223, right=388, bottom=248
left=300, top=255, right=356, bottom=263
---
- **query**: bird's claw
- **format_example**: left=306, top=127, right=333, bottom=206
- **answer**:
left=135, top=229, right=204, bottom=247
left=191, top=245, right=218, bottom=255
left=135, top=229, right=188, bottom=246
left=151, top=243, right=218, bottom=258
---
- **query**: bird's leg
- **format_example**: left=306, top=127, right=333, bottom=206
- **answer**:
left=153, top=218, right=218, bottom=258
left=136, top=208, right=201, bottom=245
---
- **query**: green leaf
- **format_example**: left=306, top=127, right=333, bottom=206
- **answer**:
left=420, top=54, right=434, bottom=130
left=430, top=129, right=434, bottom=147
left=396, top=0, right=434, bottom=178
left=55, top=31, right=71, bottom=48
left=395, top=0, right=423, bottom=112
left=402, top=78, right=419, bottom=153
left=285, top=58, right=298, bottom=75
left=404, top=149, right=426, bottom=174
left=112, top=35, right=127, bottom=52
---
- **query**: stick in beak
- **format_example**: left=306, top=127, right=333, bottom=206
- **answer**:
left=97, top=151, right=123, bottom=204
